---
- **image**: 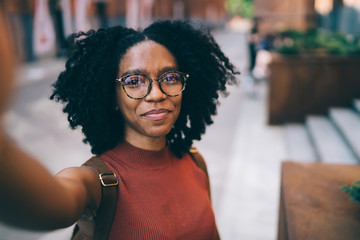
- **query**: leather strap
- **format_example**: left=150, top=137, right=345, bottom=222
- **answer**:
left=189, top=147, right=212, bottom=199
left=83, top=156, right=118, bottom=240
left=189, top=148, right=220, bottom=240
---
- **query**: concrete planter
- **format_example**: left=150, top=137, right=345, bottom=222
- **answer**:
left=268, top=53, right=360, bottom=125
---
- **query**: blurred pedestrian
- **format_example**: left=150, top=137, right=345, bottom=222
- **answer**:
left=94, top=0, right=108, bottom=28
left=248, top=18, right=258, bottom=74
left=50, top=0, right=69, bottom=57
left=0, top=12, right=239, bottom=239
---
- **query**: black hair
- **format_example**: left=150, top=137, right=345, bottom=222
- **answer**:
left=50, top=20, right=239, bottom=157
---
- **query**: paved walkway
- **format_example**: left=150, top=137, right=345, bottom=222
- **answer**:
left=198, top=30, right=286, bottom=240
left=1, top=30, right=287, bottom=240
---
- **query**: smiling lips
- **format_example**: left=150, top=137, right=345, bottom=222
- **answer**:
left=141, top=109, right=172, bottom=121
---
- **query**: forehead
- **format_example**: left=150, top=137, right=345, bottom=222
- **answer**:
left=119, top=40, right=177, bottom=76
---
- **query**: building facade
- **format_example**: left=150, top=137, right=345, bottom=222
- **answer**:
left=1, top=0, right=226, bottom=61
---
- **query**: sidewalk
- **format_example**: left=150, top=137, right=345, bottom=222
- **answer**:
left=196, top=30, right=287, bottom=240
left=15, top=58, right=66, bottom=88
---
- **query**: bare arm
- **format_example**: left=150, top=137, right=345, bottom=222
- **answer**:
left=0, top=9, right=102, bottom=230
left=0, top=130, right=101, bottom=230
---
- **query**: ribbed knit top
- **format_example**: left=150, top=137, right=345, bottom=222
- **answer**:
left=98, top=141, right=217, bottom=239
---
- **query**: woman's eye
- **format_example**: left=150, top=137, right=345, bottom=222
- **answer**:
left=123, top=76, right=146, bottom=87
left=163, top=73, right=181, bottom=83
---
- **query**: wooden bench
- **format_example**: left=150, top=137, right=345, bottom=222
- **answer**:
left=278, top=161, right=360, bottom=240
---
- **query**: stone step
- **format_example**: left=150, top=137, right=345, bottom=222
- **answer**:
left=354, top=99, right=360, bottom=113
left=306, top=115, right=358, bottom=164
left=329, top=107, right=360, bottom=162
left=284, top=123, right=318, bottom=162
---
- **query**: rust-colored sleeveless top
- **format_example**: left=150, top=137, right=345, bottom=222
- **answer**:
left=98, top=141, right=217, bottom=239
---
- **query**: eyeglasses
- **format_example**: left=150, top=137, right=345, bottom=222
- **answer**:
left=116, top=71, right=189, bottom=100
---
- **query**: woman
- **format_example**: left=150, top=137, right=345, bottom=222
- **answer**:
left=0, top=16, right=239, bottom=239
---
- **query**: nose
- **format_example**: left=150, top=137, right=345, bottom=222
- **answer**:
left=144, top=81, right=166, bottom=102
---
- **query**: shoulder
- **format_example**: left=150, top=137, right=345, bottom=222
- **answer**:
left=57, top=165, right=99, bottom=185
left=56, top=166, right=102, bottom=210
left=188, top=147, right=208, bottom=175
left=79, top=166, right=103, bottom=211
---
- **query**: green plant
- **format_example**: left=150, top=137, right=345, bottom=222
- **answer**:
left=274, top=29, right=360, bottom=55
left=342, top=180, right=360, bottom=206
left=226, top=0, right=253, bottom=19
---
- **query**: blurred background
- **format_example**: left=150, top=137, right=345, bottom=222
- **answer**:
left=1, top=0, right=360, bottom=239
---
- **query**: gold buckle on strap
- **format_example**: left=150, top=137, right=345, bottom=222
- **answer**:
left=190, top=147, right=198, bottom=154
left=99, top=173, right=119, bottom=187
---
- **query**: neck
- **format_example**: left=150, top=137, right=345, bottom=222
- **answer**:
left=124, top=134, right=167, bottom=151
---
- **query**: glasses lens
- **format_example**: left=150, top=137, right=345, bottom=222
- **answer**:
left=160, top=72, right=184, bottom=96
left=122, top=75, right=149, bottom=99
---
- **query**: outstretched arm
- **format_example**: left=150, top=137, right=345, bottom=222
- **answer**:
left=0, top=132, right=101, bottom=230
left=0, top=8, right=101, bottom=230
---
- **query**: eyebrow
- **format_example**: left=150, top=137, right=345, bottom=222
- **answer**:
left=120, top=66, right=178, bottom=77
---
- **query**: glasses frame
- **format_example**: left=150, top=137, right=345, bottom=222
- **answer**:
left=116, top=70, right=189, bottom=100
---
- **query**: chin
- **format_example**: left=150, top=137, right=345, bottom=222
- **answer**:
left=144, top=126, right=172, bottom=138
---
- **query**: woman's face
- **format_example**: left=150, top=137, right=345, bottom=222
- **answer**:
left=116, top=40, right=182, bottom=145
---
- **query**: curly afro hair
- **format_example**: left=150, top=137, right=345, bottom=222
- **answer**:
left=50, top=20, right=239, bottom=157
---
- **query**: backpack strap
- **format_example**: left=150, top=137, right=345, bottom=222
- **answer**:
left=83, top=156, right=119, bottom=240
left=189, top=147, right=212, bottom=199
left=72, top=156, right=119, bottom=240
left=189, top=147, right=220, bottom=240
